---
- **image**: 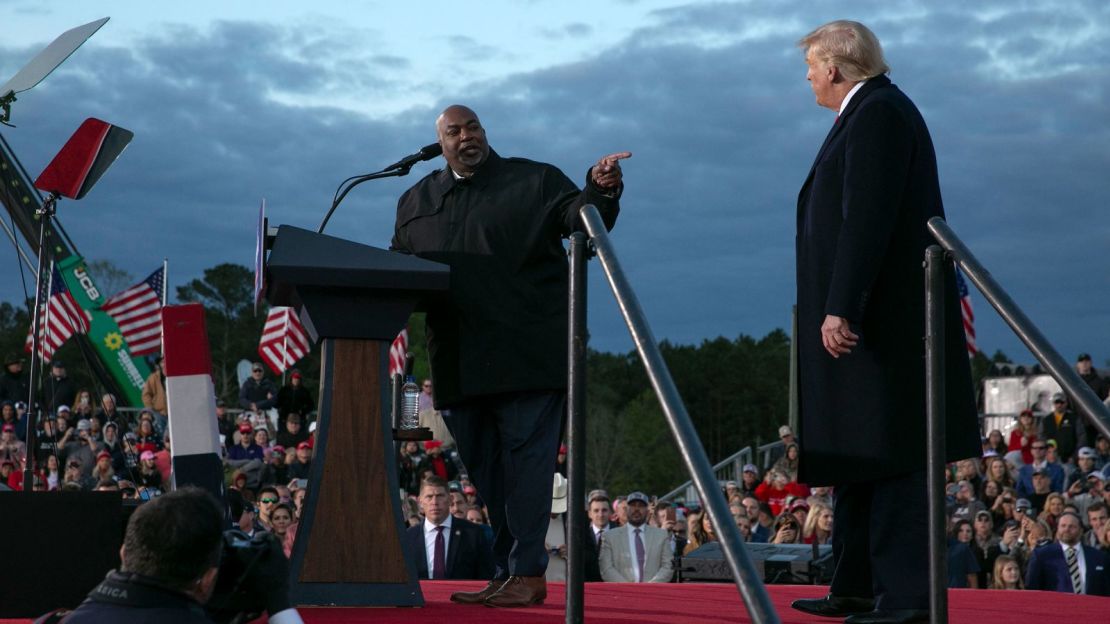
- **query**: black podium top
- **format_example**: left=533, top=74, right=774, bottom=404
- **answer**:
left=265, top=225, right=449, bottom=342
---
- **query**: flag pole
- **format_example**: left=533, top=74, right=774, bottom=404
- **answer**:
left=162, top=257, right=168, bottom=307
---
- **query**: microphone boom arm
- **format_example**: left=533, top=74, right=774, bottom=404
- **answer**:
left=317, top=164, right=413, bottom=234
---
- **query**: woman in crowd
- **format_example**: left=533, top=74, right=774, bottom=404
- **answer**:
left=270, top=503, right=295, bottom=541
left=981, top=479, right=1002, bottom=509
left=133, top=417, right=163, bottom=455
left=683, top=510, right=716, bottom=555
left=984, top=456, right=1015, bottom=490
left=41, top=453, right=61, bottom=490
left=991, top=487, right=1019, bottom=527
left=953, top=459, right=982, bottom=495
left=991, top=555, right=1024, bottom=589
left=71, top=388, right=96, bottom=421
left=253, top=428, right=274, bottom=458
left=135, top=450, right=163, bottom=490
left=1008, top=409, right=1038, bottom=465
left=772, top=443, right=801, bottom=483
left=771, top=514, right=802, bottom=544
left=985, top=429, right=1008, bottom=456
left=802, top=502, right=833, bottom=545
left=90, top=450, right=115, bottom=485
left=1038, top=493, right=1066, bottom=532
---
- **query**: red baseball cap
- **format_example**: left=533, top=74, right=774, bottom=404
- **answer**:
left=238, top=423, right=252, bottom=434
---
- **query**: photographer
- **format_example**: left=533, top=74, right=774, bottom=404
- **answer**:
left=41, top=487, right=302, bottom=624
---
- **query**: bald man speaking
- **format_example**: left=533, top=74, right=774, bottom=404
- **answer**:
left=391, top=105, right=630, bottom=607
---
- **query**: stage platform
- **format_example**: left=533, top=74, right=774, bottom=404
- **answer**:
left=4, top=582, right=1104, bottom=623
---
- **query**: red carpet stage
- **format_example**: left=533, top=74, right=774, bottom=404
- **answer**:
left=4, top=582, right=1105, bottom=623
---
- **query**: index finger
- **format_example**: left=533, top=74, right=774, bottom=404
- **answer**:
left=601, top=151, right=632, bottom=162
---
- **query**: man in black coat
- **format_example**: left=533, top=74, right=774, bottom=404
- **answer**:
left=790, top=21, right=979, bottom=624
left=0, top=354, right=30, bottom=406
left=404, top=476, right=495, bottom=581
left=391, top=104, right=629, bottom=607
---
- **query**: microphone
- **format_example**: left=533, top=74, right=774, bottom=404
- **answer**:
left=384, top=142, right=442, bottom=171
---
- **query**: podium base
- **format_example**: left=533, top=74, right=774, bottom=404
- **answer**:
left=393, top=427, right=434, bottom=441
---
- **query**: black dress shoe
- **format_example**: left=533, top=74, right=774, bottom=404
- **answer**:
left=844, top=609, right=929, bottom=624
left=790, top=594, right=875, bottom=617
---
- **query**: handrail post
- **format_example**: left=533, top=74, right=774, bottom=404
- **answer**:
left=925, top=245, right=948, bottom=624
left=565, top=232, right=589, bottom=624
left=579, top=205, right=779, bottom=624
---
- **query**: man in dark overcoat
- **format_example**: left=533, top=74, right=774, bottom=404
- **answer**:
left=391, top=104, right=630, bottom=607
left=790, top=21, right=980, bottom=624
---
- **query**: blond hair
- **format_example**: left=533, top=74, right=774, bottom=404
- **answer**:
left=799, top=20, right=889, bottom=81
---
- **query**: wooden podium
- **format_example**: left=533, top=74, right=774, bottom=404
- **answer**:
left=265, top=225, right=449, bottom=606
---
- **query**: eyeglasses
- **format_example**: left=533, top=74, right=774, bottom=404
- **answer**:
left=260, top=497, right=278, bottom=504
left=1031, top=445, right=1046, bottom=450
left=252, top=369, right=263, bottom=374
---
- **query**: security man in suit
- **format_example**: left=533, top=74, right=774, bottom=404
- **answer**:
left=404, top=475, right=495, bottom=581
left=598, top=492, right=672, bottom=583
left=790, top=20, right=979, bottom=624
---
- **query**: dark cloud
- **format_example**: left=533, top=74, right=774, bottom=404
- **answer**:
left=0, top=2, right=1107, bottom=365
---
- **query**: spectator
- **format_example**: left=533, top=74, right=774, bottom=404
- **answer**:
left=1024, top=470, right=1056, bottom=515
left=772, top=443, right=801, bottom=482
left=970, top=510, right=1001, bottom=587
left=418, top=440, right=458, bottom=482
left=257, top=485, right=281, bottom=529
left=0, top=457, right=19, bottom=489
left=41, top=453, right=61, bottom=490
left=0, top=354, right=30, bottom=405
left=90, top=449, right=116, bottom=483
left=418, top=378, right=435, bottom=413
left=276, top=412, right=309, bottom=450
left=984, top=456, right=1015, bottom=491
left=1095, top=435, right=1110, bottom=470
left=787, top=498, right=810, bottom=528
left=228, top=424, right=265, bottom=461
left=214, top=399, right=236, bottom=446
left=985, top=429, right=1007, bottom=457
left=981, top=479, right=1002, bottom=510
left=1008, top=410, right=1039, bottom=466
left=1017, top=441, right=1065, bottom=496
left=240, top=362, right=278, bottom=418
left=135, top=450, right=162, bottom=490
left=766, top=425, right=796, bottom=467
left=1085, top=502, right=1109, bottom=548
left=0, top=422, right=25, bottom=467
left=1025, top=511, right=1110, bottom=595
left=95, top=394, right=126, bottom=433
left=771, top=513, right=802, bottom=545
left=683, top=509, right=717, bottom=555
left=62, top=419, right=100, bottom=479
left=1077, top=353, right=1108, bottom=401
left=133, top=417, right=163, bottom=454
left=991, top=555, right=1024, bottom=589
left=544, top=474, right=569, bottom=581
left=739, top=464, right=760, bottom=499
left=0, top=402, right=20, bottom=441
left=1066, top=447, right=1099, bottom=492
left=404, top=475, right=494, bottom=581
left=740, top=496, right=772, bottom=543
left=1043, top=393, right=1082, bottom=464
left=270, top=502, right=296, bottom=547
left=588, top=496, right=615, bottom=547
left=948, top=519, right=980, bottom=588
left=71, top=388, right=95, bottom=422
left=287, top=442, right=312, bottom=480
left=397, top=440, right=425, bottom=496
left=276, top=370, right=314, bottom=427
left=42, top=360, right=76, bottom=417
left=253, top=428, right=274, bottom=457
left=1038, top=493, right=1066, bottom=533
left=449, top=490, right=469, bottom=520
left=803, top=502, right=833, bottom=545
left=141, top=356, right=168, bottom=431
left=951, top=480, right=987, bottom=521
left=599, top=491, right=673, bottom=582
left=755, top=469, right=809, bottom=516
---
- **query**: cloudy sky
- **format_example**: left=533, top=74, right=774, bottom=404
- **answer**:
left=2, top=0, right=1107, bottom=365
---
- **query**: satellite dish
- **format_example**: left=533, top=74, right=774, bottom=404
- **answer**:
left=1, top=17, right=110, bottom=125
left=237, top=359, right=254, bottom=388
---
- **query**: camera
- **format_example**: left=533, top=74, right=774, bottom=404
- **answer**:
left=206, top=530, right=278, bottom=624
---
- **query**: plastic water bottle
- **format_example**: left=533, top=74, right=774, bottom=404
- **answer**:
left=401, top=375, right=420, bottom=429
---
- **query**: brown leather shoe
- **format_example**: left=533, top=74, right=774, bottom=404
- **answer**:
left=483, top=575, right=546, bottom=608
left=450, top=579, right=507, bottom=604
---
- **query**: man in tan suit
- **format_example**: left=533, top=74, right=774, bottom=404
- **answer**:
left=599, top=491, right=673, bottom=582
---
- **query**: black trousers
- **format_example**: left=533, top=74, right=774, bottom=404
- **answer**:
left=830, top=470, right=928, bottom=610
left=442, top=390, right=564, bottom=578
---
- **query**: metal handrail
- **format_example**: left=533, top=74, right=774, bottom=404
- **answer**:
left=928, top=218, right=1110, bottom=438
left=658, top=445, right=754, bottom=503
left=924, top=219, right=1110, bottom=624
left=576, top=204, right=779, bottom=624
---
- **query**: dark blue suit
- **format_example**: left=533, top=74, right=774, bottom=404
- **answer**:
left=403, top=517, right=496, bottom=580
left=1025, top=542, right=1110, bottom=596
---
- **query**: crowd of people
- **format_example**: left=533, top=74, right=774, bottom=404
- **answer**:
left=4, top=347, right=1110, bottom=599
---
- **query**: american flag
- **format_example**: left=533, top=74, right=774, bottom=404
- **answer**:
left=389, top=328, right=408, bottom=377
left=258, top=306, right=310, bottom=374
left=955, top=267, right=977, bottom=356
left=101, top=267, right=165, bottom=356
left=25, top=266, right=92, bottom=361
